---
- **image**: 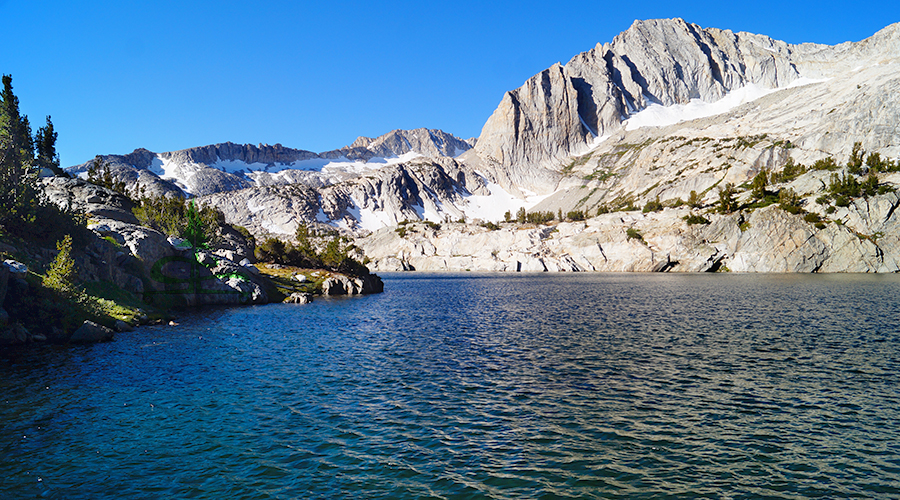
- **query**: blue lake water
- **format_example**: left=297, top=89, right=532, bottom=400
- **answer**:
left=1, top=273, right=899, bottom=499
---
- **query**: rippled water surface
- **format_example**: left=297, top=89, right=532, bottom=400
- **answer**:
left=2, top=273, right=900, bottom=498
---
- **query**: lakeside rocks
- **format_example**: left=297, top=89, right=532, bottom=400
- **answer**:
left=321, top=274, right=384, bottom=295
left=284, top=292, right=313, bottom=304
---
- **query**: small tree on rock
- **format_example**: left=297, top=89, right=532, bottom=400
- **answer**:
left=44, top=234, right=78, bottom=296
left=717, top=183, right=738, bottom=213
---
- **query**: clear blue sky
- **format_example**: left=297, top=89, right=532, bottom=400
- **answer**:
left=2, top=0, right=897, bottom=167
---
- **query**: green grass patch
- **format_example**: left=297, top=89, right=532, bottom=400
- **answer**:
left=82, top=281, right=162, bottom=324
left=626, top=228, right=644, bottom=242
left=257, top=263, right=326, bottom=297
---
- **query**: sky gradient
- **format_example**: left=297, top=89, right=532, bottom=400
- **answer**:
left=3, top=0, right=898, bottom=167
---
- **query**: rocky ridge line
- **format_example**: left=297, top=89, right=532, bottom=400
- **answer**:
left=65, top=128, right=472, bottom=198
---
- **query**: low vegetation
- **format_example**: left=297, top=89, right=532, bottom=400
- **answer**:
left=683, top=214, right=710, bottom=225
left=133, top=196, right=226, bottom=248
left=255, top=223, right=370, bottom=277
left=642, top=197, right=663, bottom=213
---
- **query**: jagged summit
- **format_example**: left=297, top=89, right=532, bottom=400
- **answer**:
left=322, top=128, right=471, bottom=161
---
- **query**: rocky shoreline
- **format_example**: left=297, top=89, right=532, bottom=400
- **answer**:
left=359, top=189, right=900, bottom=273
left=0, top=178, right=383, bottom=347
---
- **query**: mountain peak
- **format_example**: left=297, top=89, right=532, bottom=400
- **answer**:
left=474, top=18, right=898, bottom=192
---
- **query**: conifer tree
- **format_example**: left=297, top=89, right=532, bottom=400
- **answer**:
left=44, top=234, right=78, bottom=296
left=0, top=74, right=39, bottom=228
left=35, top=115, right=62, bottom=176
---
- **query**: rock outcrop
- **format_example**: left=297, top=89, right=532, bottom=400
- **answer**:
left=69, top=320, right=115, bottom=344
left=41, top=176, right=139, bottom=224
left=37, top=178, right=272, bottom=308
left=321, top=274, right=384, bottom=296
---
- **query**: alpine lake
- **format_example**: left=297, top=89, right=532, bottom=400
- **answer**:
left=2, top=273, right=898, bottom=499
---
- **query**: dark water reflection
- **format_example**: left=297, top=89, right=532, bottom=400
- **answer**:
left=2, top=273, right=899, bottom=498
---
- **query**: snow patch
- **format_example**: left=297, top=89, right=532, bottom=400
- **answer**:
left=148, top=157, right=165, bottom=176
left=624, top=84, right=773, bottom=130
left=260, top=219, right=290, bottom=235
left=212, top=159, right=271, bottom=174
left=624, top=78, right=829, bottom=131
left=356, top=207, right=395, bottom=232
left=150, top=151, right=427, bottom=197
left=460, top=178, right=551, bottom=223
left=344, top=202, right=395, bottom=232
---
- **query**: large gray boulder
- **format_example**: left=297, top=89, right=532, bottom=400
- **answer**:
left=40, top=176, right=139, bottom=224
left=321, top=274, right=384, bottom=295
left=0, top=323, right=30, bottom=345
left=284, top=292, right=312, bottom=304
left=88, top=220, right=173, bottom=274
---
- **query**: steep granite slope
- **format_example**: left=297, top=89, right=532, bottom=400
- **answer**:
left=198, top=156, right=491, bottom=236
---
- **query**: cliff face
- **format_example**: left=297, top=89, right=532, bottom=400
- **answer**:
left=355, top=20, right=900, bottom=274
left=198, top=156, right=489, bottom=236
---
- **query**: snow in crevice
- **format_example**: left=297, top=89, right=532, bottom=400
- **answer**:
left=247, top=199, right=266, bottom=213
left=579, top=114, right=598, bottom=137
left=343, top=197, right=396, bottom=232
left=260, top=219, right=290, bottom=235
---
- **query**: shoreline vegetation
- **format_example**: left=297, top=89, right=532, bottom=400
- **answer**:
left=0, top=75, right=381, bottom=347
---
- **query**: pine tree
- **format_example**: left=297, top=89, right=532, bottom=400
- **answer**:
left=181, top=200, right=208, bottom=248
left=717, top=183, right=738, bottom=213
left=0, top=74, right=39, bottom=229
left=35, top=115, right=62, bottom=176
left=750, top=170, right=769, bottom=200
left=44, top=234, right=78, bottom=296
